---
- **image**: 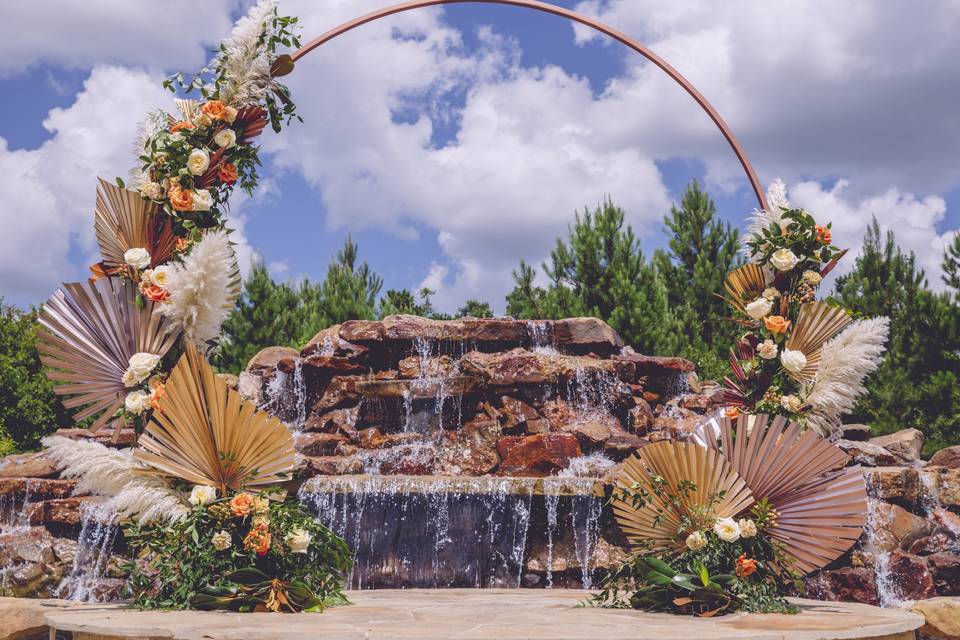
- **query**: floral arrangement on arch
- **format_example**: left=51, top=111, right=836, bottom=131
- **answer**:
left=718, top=180, right=890, bottom=435
left=35, top=2, right=352, bottom=613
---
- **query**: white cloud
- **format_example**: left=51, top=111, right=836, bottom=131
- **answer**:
left=0, top=1, right=236, bottom=76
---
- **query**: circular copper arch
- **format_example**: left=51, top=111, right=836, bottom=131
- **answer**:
left=290, top=0, right=768, bottom=210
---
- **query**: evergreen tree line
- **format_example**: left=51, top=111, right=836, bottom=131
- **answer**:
left=0, top=180, right=957, bottom=452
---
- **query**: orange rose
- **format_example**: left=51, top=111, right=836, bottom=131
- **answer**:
left=724, top=406, right=741, bottom=420
left=243, top=523, right=271, bottom=556
left=168, top=186, right=194, bottom=212
left=218, top=162, right=238, bottom=185
left=230, top=492, right=256, bottom=517
left=201, top=100, right=229, bottom=121
left=815, top=224, right=832, bottom=244
left=141, top=284, right=169, bottom=303
left=175, top=236, right=192, bottom=252
left=736, top=554, right=758, bottom=578
left=170, top=120, right=196, bottom=133
left=149, top=381, right=165, bottom=412
left=763, top=315, right=791, bottom=335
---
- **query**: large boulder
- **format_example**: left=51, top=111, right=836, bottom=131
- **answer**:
left=0, top=453, right=58, bottom=479
left=837, top=439, right=899, bottom=466
left=931, top=445, right=960, bottom=469
left=438, top=418, right=502, bottom=476
left=27, top=496, right=108, bottom=528
left=803, top=567, right=878, bottom=605
left=245, top=346, right=298, bottom=373
left=840, top=423, right=872, bottom=441
left=886, top=549, right=937, bottom=600
left=0, top=478, right=77, bottom=501
left=551, top=317, right=622, bottom=351
left=911, top=597, right=960, bottom=639
left=864, top=467, right=921, bottom=505
left=870, top=428, right=924, bottom=464
left=497, top=433, right=582, bottom=476
left=928, top=553, right=960, bottom=596
left=0, top=596, right=78, bottom=640
left=870, top=502, right=934, bottom=552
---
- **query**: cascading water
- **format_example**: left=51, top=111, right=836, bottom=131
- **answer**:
left=566, top=367, right=618, bottom=424
left=54, top=502, right=120, bottom=602
left=0, top=480, right=36, bottom=535
left=528, top=321, right=558, bottom=355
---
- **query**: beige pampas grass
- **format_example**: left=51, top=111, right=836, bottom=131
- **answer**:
left=159, top=230, right=240, bottom=349
left=803, top=317, right=890, bottom=436
left=42, top=436, right=189, bottom=525
left=744, top=179, right=790, bottom=256
left=216, top=0, right=277, bottom=106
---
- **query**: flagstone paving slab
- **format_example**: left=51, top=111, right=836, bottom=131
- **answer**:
left=25, top=590, right=924, bottom=640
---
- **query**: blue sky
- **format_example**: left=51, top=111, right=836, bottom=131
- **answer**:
left=2, top=0, right=958, bottom=313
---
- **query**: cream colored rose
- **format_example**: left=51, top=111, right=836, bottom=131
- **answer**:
left=124, top=390, right=151, bottom=415
left=761, top=287, right=780, bottom=301
left=770, top=248, right=800, bottom=272
left=211, top=530, right=232, bottom=551
left=286, top=528, right=312, bottom=554
left=189, top=485, right=217, bottom=506
left=745, top=297, right=773, bottom=320
left=780, top=394, right=802, bottom=413
left=192, top=189, right=213, bottom=211
left=196, top=113, right=213, bottom=128
left=738, top=519, right=758, bottom=538
left=149, top=265, right=171, bottom=289
left=214, top=128, right=237, bottom=149
left=124, top=247, right=151, bottom=270
left=139, top=181, right=163, bottom=200
left=713, top=517, right=741, bottom=543
left=187, top=148, right=210, bottom=176
left=803, top=270, right=823, bottom=285
left=225, top=106, right=238, bottom=123
left=685, top=530, right=708, bottom=551
left=780, top=348, right=808, bottom=374
left=757, top=339, right=778, bottom=360
left=124, top=352, right=161, bottom=387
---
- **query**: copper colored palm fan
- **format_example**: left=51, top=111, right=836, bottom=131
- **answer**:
left=721, top=263, right=768, bottom=315
left=93, top=177, right=176, bottom=273
left=695, top=413, right=867, bottom=574
left=784, top=301, right=852, bottom=383
left=36, top=277, right=182, bottom=431
left=134, top=343, right=295, bottom=495
left=613, top=441, right=755, bottom=553
left=235, top=105, right=267, bottom=143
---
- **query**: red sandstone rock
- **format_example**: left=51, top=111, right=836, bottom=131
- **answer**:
left=864, top=467, right=921, bottom=504
left=887, top=550, right=937, bottom=600
left=930, top=445, right=960, bottom=469
left=438, top=419, right=502, bottom=476
left=870, top=428, right=924, bottom=464
left=551, top=318, right=622, bottom=350
left=301, top=354, right=368, bottom=375
left=246, top=346, right=298, bottom=373
left=52, top=428, right=135, bottom=448
left=27, top=496, right=107, bottom=528
left=498, top=396, right=540, bottom=432
left=303, top=406, right=359, bottom=435
left=628, top=399, right=654, bottom=434
left=840, top=423, right=872, bottom=441
left=837, top=439, right=899, bottom=467
left=613, top=349, right=695, bottom=378
left=339, top=320, right=385, bottom=342
left=0, top=478, right=77, bottom=500
left=803, top=567, right=878, bottom=605
left=294, top=432, right=349, bottom=456
left=871, top=502, right=934, bottom=552
left=398, top=355, right=457, bottom=379
left=496, top=433, right=582, bottom=476
left=927, top=553, right=960, bottom=596
left=604, top=435, right=649, bottom=461
left=908, top=531, right=957, bottom=555
left=303, top=455, right=364, bottom=476
left=560, top=421, right=623, bottom=448
left=0, top=453, right=58, bottom=479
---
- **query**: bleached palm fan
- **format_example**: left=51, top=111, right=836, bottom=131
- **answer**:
left=134, top=343, right=294, bottom=495
left=695, top=413, right=867, bottom=574
left=784, top=301, right=852, bottom=382
left=720, top=263, right=768, bottom=315
left=36, top=278, right=181, bottom=431
left=94, top=177, right=175, bottom=273
left=613, top=441, right=755, bottom=553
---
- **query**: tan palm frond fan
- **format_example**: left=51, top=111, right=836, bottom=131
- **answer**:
left=36, top=277, right=181, bottom=431
left=784, top=301, right=852, bottom=382
left=613, top=441, right=755, bottom=553
left=697, top=413, right=867, bottom=574
left=720, top=263, right=767, bottom=314
left=134, top=343, right=295, bottom=495
left=94, top=178, right=176, bottom=274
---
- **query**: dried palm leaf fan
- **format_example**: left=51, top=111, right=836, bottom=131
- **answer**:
left=697, top=413, right=867, bottom=573
left=784, top=301, right=852, bottom=382
left=720, top=263, right=767, bottom=315
left=134, top=343, right=295, bottom=495
left=36, top=277, right=181, bottom=431
left=613, top=441, right=755, bottom=553
left=93, top=178, right=175, bottom=274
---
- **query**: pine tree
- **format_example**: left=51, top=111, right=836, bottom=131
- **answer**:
left=319, top=236, right=383, bottom=327
left=457, top=300, right=493, bottom=318
left=505, top=260, right=546, bottom=319
left=380, top=289, right=420, bottom=316
left=942, top=231, right=960, bottom=296
left=835, top=219, right=960, bottom=452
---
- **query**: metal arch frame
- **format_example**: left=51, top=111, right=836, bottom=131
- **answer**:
left=290, top=0, right=768, bottom=211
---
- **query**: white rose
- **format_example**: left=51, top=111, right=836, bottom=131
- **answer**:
left=762, top=287, right=780, bottom=301
left=770, top=248, right=800, bottom=272
left=685, top=530, right=708, bottom=551
left=757, top=339, right=778, bottom=360
left=738, top=519, right=758, bottom=539
left=187, top=148, right=210, bottom=176
left=189, top=485, right=217, bottom=506
left=214, top=128, right=237, bottom=149
left=125, top=352, right=161, bottom=387
left=744, top=297, right=773, bottom=320
left=211, top=530, right=232, bottom=551
left=780, top=348, right=808, bottom=374
left=149, top=265, right=171, bottom=289
left=781, top=394, right=803, bottom=413
left=713, top=517, right=741, bottom=543
left=139, top=181, right=163, bottom=200
left=803, top=270, right=823, bottom=285
left=121, top=369, right=138, bottom=387
left=124, top=390, right=151, bottom=415
left=124, top=247, right=151, bottom=270
left=225, top=106, right=238, bottom=123
left=196, top=113, right=213, bottom=128
left=192, top=189, right=213, bottom=211
left=286, top=528, right=312, bottom=554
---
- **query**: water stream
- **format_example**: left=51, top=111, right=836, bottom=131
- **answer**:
left=54, top=502, right=119, bottom=602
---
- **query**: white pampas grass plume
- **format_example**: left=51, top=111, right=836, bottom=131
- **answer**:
left=744, top=179, right=791, bottom=258
left=42, top=436, right=189, bottom=525
left=216, top=0, right=277, bottom=105
left=803, top=317, right=890, bottom=436
left=129, top=109, right=167, bottom=189
left=160, top=230, right=239, bottom=349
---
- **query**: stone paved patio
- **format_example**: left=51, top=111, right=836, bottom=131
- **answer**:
left=11, top=590, right=923, bottom=640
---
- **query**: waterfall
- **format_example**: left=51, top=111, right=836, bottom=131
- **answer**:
left=0, top=480, right=37, bottom=535
left=54, top=502, right=119, bottom=602
left=528, top=321, right=558, bottom=355
left=566, top=366, right=617, bottom=423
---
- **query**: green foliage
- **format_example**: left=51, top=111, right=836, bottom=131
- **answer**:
left=505, top=199, right=680, bottom=354
left=835, top=219, right=960, bottom=453
left=317, top=236, right=383, bottom=327
left=942, top=231, right=960, bottom=296
left=456, top=299, right=493, bottom=318
left=124, top=496, right=351, bottom=611
left=0, top=301, right=67, bottom=452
